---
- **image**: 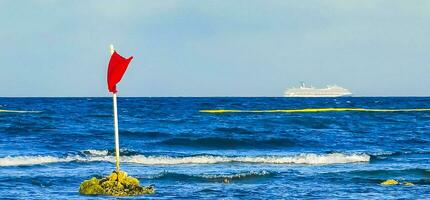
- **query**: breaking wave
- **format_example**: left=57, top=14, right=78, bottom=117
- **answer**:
left=0, top=155, right=81, bottom=167
left=82, top=149, right=109, bottom=156
left=0, top=151, right=370, bottom=167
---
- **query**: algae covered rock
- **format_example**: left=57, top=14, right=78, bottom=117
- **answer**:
left=380, top=179, right=399, bottom=186
left=380, top=179, right=415, bottom=186
left=79, top=177, right=104, bottom=194
left=79, top=171, right=154, bottom=196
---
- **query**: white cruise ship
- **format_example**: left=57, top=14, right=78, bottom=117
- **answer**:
left=284, top=82, right=352, bottom=97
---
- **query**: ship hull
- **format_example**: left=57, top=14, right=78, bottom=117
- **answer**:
left=284, top=94, right=352, bottom=97
left=284, top=85, right=352, bottom=97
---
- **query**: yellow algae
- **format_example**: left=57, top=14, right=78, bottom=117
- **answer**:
left=79, top=171, right=154, bottom=196
left=404, top=182, right=414, bottom=186
left=200, top=108, right=430, bottom=113
left=380, top=179, right=399, bottom=186
left=380, top=179, right=416, bottom=186
left=79, top=177, right=104, bottom=194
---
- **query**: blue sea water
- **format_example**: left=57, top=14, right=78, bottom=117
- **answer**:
left=0, top=97, right=429, bottom=199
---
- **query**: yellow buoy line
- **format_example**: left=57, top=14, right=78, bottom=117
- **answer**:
left=0, top=109, right=41, bottom=113
left=200, top=108, right=430, bottom=113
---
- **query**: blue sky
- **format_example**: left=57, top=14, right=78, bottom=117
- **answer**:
left=0, top=0, right=429, bottom=97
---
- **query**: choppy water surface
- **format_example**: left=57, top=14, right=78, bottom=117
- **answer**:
left=0, top=97, right=429, bottom=199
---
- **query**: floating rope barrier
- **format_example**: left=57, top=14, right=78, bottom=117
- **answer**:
left=200, top=108, right=430, bottom=113
left=0, top=109, right=41, bottom=113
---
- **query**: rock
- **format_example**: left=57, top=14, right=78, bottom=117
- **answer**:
left=79, top=177, right=104, bottom=195
left=380, top=179, right=415, bottom=186
left=125, top=176, right=140, bottom=186
left=117, top=171, right=127, bottom=182
left=380, top=179, right=399, bottom=185
left=108, top=172, right=117, bottom=181
left=79, top=171, right=155, bottom=196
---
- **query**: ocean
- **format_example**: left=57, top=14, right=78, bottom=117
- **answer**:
left=0, top=97, right=429, bottom=199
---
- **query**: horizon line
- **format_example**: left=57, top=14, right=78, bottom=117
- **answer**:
left=0, top=96, right=429, bottom=98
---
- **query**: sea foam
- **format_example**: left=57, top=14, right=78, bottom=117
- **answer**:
left=0, top=155, right=79, bottom=167
left=0, top=152, right=370, bottom=167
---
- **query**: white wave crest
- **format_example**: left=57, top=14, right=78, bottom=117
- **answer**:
left=0, top=155, right=80, bottom=167
left=0, top=153, right=370, bottom=167
left=83, top=149, right=109, bottom=156
left=121, top=153, right=370, bottom=165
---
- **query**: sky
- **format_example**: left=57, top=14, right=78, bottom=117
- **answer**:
left=0, top=0, right=429, bottom=97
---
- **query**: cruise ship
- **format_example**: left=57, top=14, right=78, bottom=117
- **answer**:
left=284, top=82, right=352, bottom=97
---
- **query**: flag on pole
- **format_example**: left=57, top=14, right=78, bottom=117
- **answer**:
left=78, top=45, right=154, bottom=196
left=107, top=51, right=133, bottom=93
left=106, top=45, right=133, bottom=172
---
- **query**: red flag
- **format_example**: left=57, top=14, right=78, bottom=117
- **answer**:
left=107, top=51, right=133, bottom=93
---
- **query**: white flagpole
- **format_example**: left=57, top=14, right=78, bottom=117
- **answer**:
left=110, top=44, right=121, bottom=172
